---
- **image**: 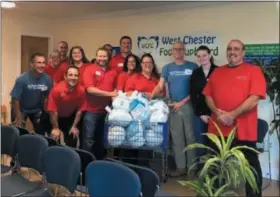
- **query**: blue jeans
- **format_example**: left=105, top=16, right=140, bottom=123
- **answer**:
left=82, top=112, right=106, bottom=160
left=193, top=115, right=208, bottom=156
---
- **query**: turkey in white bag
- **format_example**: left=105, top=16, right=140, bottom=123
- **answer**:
left=106, top=106, right=132, bottom=127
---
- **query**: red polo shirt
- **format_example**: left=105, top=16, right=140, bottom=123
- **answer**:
left=51, top=62, right=68, bottom=84
left=47, top=81, right=85, bottom=118
left=116, top=72, right=136, bottom=91
left=83, top=64, right=118, bottom=113
left=77, top=63, right=91, bottom=86
left=109, top=54, right=125, bottom=74
left=125, top=73, right=161, bottom=94
left=45, top=62, right=67, bottom=84
left=203, top=63, right=266, bottom=141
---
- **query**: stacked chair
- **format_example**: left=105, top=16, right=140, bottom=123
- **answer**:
left=1, top=124, right=175, bottom=197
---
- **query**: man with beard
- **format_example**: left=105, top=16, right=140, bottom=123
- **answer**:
left=110, top=36, right=132, bottom=74
left=47, top=66, right=85, bottom=147
left=10, top=52, right=53, bottom=135
left=82, top=47, right=118, bottom=159
left=203, top=39, right=266, bottom=197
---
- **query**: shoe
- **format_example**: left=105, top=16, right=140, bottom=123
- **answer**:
left=169, top=168, right=186, bottom=177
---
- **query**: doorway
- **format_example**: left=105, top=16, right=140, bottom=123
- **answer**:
left=20, top=35, right=49, bottom=131
left=21, top=35, right=49, bottom=73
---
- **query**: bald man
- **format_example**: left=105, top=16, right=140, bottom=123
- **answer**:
left=57, top=41, right=69, bottom=63
left=150, top=41, right=198, bottom=177
left=203, top=39, right=266, bottom=197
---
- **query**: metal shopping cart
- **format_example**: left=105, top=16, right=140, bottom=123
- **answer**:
left=104, top=119, right=169, bottom=182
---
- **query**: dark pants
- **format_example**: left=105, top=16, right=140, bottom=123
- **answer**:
left=194, top=115, right=208, bottom=172
left=16, top=110, right=51, bottom=135
left=82, top=112, right=106, bottom=160
left=207, top=138, right=262, bottom=197
left=58, top=112, right=83, bottom=148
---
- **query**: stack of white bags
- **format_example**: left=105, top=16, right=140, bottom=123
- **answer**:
left=106, top=91, right=169, bottom=148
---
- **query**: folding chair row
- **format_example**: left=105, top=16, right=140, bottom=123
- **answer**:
left=1, top=125, right=95, bottom=197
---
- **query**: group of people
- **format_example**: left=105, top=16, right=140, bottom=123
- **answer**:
left=10, top=35, right=266, bottom=197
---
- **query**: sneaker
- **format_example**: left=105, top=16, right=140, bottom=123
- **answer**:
left=169, top=168, right=186, bottom=177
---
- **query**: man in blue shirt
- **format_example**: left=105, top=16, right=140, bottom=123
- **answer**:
left=10, top=52, right=53, bottom=135
left=150, top=41, right=198, bottom=177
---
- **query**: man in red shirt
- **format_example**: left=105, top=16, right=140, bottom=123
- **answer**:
left=47, top=66, right=85, bottom=147
left=110, top=36, right=132, bottom=74
left=57, top=41, right=69, bottom=64
left=203, top=39, right=266, bottom=197
left=83, top=47, right=118, bottom=159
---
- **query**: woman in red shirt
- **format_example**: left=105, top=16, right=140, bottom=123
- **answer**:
left=68, top=46, right=90, bottom=86
left=125, top=53, right=164, bottom=98
left=116, top=54, right=141, bottom=91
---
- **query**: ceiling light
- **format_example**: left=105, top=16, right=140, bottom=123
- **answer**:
left=1, top=1, right=16, bottom=9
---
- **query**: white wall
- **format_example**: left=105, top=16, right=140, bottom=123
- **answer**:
left=53, top=2, right=279, bottom=65
left=1, top=11, right=55, bottom=122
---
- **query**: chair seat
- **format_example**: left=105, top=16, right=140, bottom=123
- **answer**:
left=1, top=164, right=11, bottom=174
left=76, top=185, right=88, bottom=193
left=156, top=190, right=176, bottom=197
left=1, top=174, right=42, bottom=196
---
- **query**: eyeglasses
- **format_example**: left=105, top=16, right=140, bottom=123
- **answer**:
left=141, top=62, right=153, bottom=65
left=172, top=48, right=184, bottom=51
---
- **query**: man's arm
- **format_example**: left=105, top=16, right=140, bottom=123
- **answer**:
left=12, top=99, right=22, bottom=122
left=49, top=112, right=59, bottom=129
left=230, top=95, right=260, bottom=118
left=71, top=111, right=82, bottom=128
left=150, top=77, right=165, bottom=99
left=86, top=87, right=116, bottom=97
left=205, top=96, right=221, bottom=116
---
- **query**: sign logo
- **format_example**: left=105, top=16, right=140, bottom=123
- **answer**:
left=137, top=36, right=159, bottom=54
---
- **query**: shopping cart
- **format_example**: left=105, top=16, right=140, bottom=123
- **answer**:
left=104, top=119, right=169, bottom=182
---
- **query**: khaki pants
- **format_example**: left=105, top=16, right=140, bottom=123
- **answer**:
left=169, top=102, right=196, bottom=170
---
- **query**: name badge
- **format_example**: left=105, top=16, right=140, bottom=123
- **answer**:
left=95, top=71, right=101, bottom=76
left=118, top=63, right=124, bottom=67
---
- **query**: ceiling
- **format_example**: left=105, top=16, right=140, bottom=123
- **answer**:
left=3, top=1, right=193, bottom=20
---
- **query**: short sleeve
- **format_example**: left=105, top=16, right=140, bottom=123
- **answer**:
left=83, top=66, right=96, bottom=88
left=124, top=75, right=136, bottom=92
left=249, top=66, right=266, bottom=99
left=10, top=78, right=24, bottom=100
left=161, top=64, right=168, bottom=81
left=46, top=88, right=58, bottom=113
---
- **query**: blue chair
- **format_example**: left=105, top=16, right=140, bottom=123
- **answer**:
left=24, top=146, right=81, bottom=196
left=1, top=125, right=19, bottom=174
left=107, top=158, right=159, bottom=197
left=67, top=148, right=96, bottom=195
left=86, top=160, right=141, bottom=197
left=1, top=134, right=49, bottom=197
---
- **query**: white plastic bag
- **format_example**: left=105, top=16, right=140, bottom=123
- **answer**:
left=108, top=126, right=126, bottom=146
left=126, top=121, right=145, bottom=147
left=149, top=100, right=169, bottom=115
left=145, top=129, right=163, bottom=147
left=106, top=107, right=132, bottom=127
left=129, top=97, right=151, bottom=122
left=150, top=110, right=168, bottom=123
left=112, top=91, right=131, bottom=111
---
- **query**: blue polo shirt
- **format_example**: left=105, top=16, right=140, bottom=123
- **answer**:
left=10, top=71, right=53, bottom=114
left=162, top=61, right=198, bottom=102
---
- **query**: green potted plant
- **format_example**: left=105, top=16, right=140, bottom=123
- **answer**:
left=179, top=121, right=259, bottom=196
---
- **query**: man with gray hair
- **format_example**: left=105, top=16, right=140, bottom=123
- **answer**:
left=150, top=41, right=198, bottom=177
